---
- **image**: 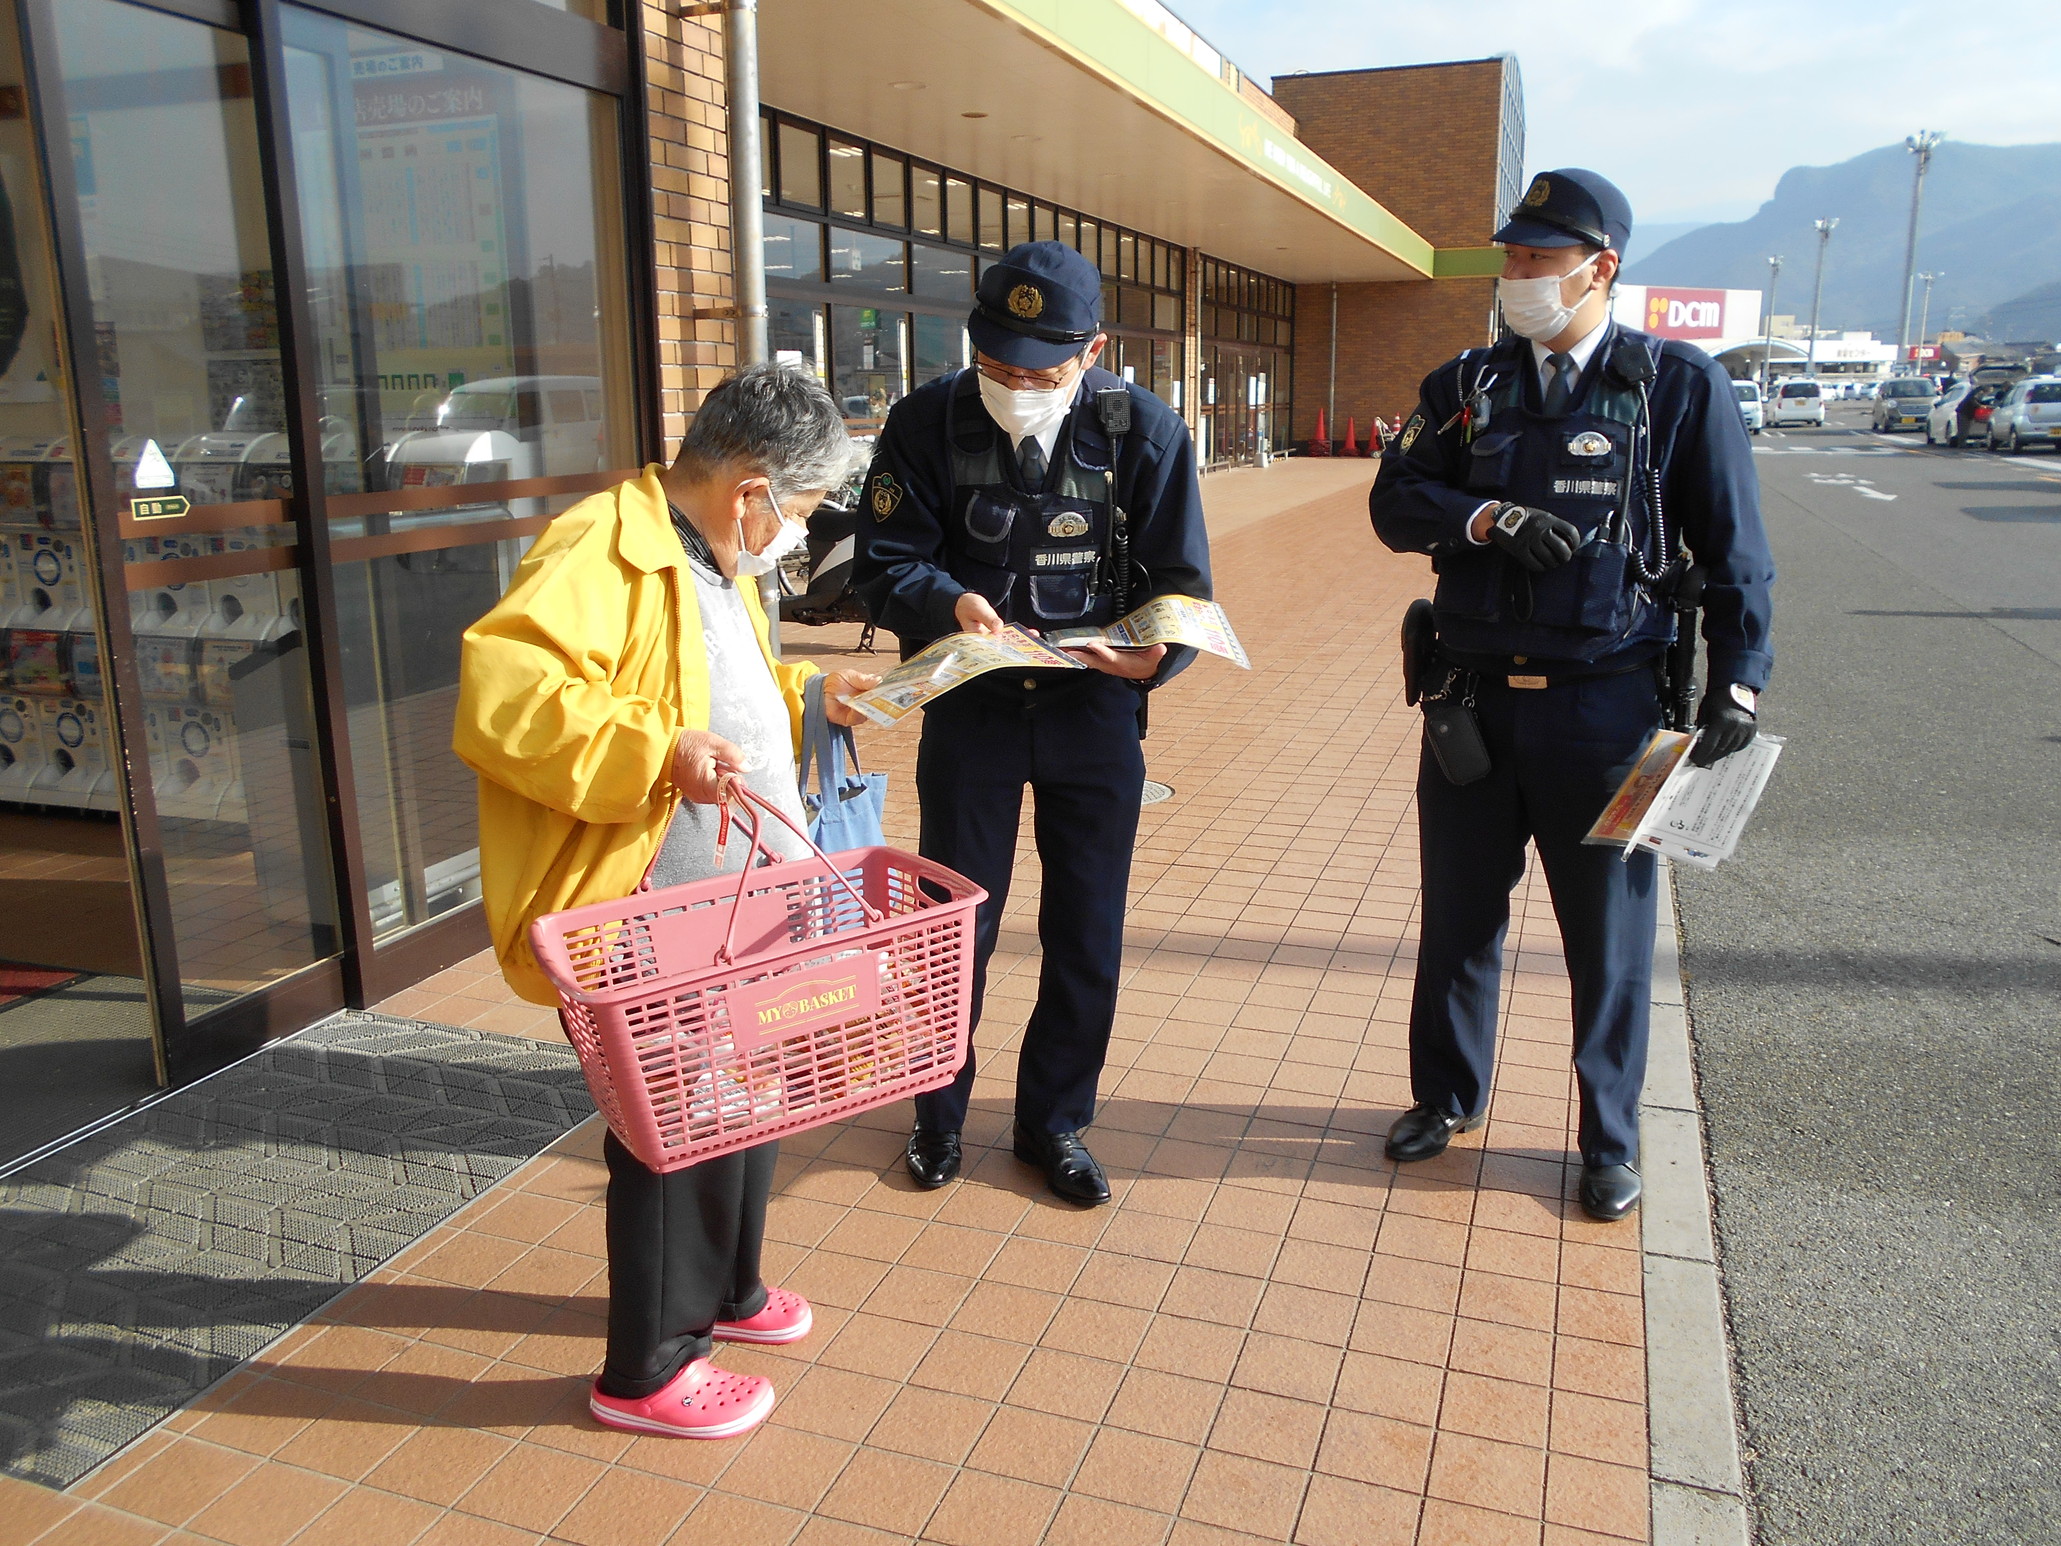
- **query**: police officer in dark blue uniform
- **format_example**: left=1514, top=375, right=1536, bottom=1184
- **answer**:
left=1370, top=170, right=1774, bottom=1221
left=855, top=242, right=1212, bottom=1205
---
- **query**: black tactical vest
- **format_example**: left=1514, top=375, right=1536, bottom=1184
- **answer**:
left=1431, top=328, right=1672, bottom=663
left=941, top=369, right=1121, bottom=631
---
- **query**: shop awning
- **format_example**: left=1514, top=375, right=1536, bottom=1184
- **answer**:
left=755, top=0, right=1433, bottom=283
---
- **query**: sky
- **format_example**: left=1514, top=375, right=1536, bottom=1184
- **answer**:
left=1172, top=1, right=2061, bottom=227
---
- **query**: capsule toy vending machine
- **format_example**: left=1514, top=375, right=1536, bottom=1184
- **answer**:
left=0, top=693, right=46, bottom=802
left=32, top=696, right=117, bottom=810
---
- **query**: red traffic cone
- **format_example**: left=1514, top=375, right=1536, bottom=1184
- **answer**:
left=1309, top=407, right=1331, bottom=457
left=1340, top=416, right=1359, bottom=457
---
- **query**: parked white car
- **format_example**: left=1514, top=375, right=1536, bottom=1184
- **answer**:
left=1733, top=380, right=1764, bottom=433
left=1926, top=381, right=2001, bottom=447
left=1982, top=376, right=2061, bottom=453
left=1767, top=379, right=1826, bottom=427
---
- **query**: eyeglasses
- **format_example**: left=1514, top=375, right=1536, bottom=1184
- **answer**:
left=975, top=353, right=1086, bottom=392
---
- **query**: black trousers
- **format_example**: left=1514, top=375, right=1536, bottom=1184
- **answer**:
left=1408, top=668, right=1662, bottom=1167
left=595, top=1129, right=777, bottom=1399
left=912, top=674, right=1145, bottom=1136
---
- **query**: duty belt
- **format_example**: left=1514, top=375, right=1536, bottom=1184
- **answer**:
left=1464, top=652, right=1662, bottom=691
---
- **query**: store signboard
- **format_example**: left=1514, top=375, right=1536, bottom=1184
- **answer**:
left=1641, top=286, right=1728, bottom=339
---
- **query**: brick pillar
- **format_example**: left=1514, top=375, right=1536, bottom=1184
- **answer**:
left=641, top=2, right=740, bottom=454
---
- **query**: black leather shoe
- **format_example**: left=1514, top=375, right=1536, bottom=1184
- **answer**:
left=1012, top=1124, right=1111, bottom=1206
left=904, top=1127, right=962, bottom=1189
left=1579, top=1163, right=1642, bottom=1222
left=1383, top=1103, right=1485, bottom=1162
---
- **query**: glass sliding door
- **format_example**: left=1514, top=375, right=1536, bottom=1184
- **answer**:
left=0, top=0, right=159, bottom=1162
left=47, top=0, right=339, bottom=1019
left=280, top=10, right=638, bottom=945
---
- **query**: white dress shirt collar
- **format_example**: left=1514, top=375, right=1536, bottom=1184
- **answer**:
left=1531, top=317, right=1611, bottom=395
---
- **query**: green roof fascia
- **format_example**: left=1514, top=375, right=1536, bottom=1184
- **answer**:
left=1433, top=246, right=1504, bottom=278
left=980, top=0, right=1433, bottom=276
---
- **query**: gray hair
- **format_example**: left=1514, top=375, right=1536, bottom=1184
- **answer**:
left=674, top=361, right=856, bottom=500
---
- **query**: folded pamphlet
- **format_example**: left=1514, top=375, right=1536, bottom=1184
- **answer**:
left=1044, top=594, right=1252, bottom=670
left=1584, top=727, right=1784, bottom=870
left=842, top=596, right=1250, bottom=728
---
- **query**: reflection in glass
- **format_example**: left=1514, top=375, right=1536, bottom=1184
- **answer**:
left=828, top=229, right=906, bottom=291
left=779, top=121, right=821, bottom=208
left=977, top=186, right=1002, bottom=251
left=1154, top=294, right=1180, bottom=332
left=911, top=165, right=941, bottom=236
left=910, top=243, right=973, bottom=303
left=771, top=300, right=826, bottom=380
left=285, top=10, right=635, bottom=941
left=1078, top=220, right=1099, bottom=269
left=53, top=0, right=339, bottom=1012
left=831, top=306, right=904, bottom=430
left=1005, top=196, right=1028, bottom=249
left=764, top=214, right=822, bottom=283
left=911, top=314, right=966, bottom=387
left=870, top=151, right=904, bottom=228
left=827, top=138, right=865, bottom=219
left=1058, top=211, right=1078, bottom=250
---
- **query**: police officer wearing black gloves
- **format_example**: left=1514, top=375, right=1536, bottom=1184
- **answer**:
left=855, top=242, right=1212, bottom=1205
left=1370, top=169, right=1773, bottom=1222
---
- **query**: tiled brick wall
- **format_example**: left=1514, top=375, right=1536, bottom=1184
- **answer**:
left=1274, top=61, right=1510, bottom=447
left=641, top=2, right=739, bottom=454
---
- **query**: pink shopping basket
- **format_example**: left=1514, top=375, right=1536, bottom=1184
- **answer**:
left=530, top=784, right=985, bottom=1172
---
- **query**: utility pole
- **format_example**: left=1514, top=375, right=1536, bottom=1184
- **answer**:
left=1806, top=218, right=1837, bottom=379
left=1761, top=255, right=1783, bottom=388
left=1895, top=131, right=1944, bottom=366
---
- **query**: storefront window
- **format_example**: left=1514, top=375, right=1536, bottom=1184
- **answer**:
left=911, top=315, right=966, bottom=387
left=283, top=10, right=637, bottom=941
left=53, top=0, right=340, bottom=1013
left=827, top=138, right=865, bottom=220
left=945, top=177, right=973, bottom=245
left=764, top=214, right=822, bottom=283
left=831, top=305, right=904, bottom=432
left=870, top=151, right=905, bottom=228
left=778, top=121, right=821, bottom=209
left=771, top=300, right=826, bottom=380
left=829, top=229, right=905, bottom=291
left=911, top=165, right=941, bottom=237
left=910, top=243, right=972, bottom=303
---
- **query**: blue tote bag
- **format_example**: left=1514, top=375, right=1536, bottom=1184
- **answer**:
left=800, top=673, right=888, bottom=854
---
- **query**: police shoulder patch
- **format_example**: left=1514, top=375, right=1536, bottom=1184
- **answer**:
left=1398, top=413, right=1425, bottom=453
left=870, top=472, right=903, bottom=520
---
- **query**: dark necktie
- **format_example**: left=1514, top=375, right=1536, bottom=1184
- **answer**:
left=1543, top=352, right=1577, bottom=416
left=1018, top=436, right=1047, bottom=488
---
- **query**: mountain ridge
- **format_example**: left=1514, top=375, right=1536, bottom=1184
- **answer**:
left=1623, top=141, right=2061, bottom=341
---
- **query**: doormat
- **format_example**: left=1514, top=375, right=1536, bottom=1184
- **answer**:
left=0, top=1011, right=592, bottom=1490
left=0, top=964, right=84, bottom=1012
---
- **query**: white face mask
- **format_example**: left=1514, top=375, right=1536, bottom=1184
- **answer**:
left=976, top=363, right=1080, bottom=444
left=1497, top=253, right=1601, bottom=342
left=732, top=494, right=807, bottom=578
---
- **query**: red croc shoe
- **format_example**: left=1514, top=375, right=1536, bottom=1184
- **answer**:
left=589, top=1358, right=774, bottom=1440
left=714, top=1286, right=813, bottom=1345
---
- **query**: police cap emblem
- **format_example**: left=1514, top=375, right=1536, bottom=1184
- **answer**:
left=1047, top=511, right=1090, bottom=539
left=1007, top=284, right=1045, bottom=319
left=1523, top=176, right=1551, bottom=208
left=870, top=472, right=903, bottom=521
left=1566, top=430, right=1611, bottom=458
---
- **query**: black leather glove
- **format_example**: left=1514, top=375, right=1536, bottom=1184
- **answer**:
left=1485, top=503, right=1582, bottom=573
left=1692, top=690, right=1758, bottom=767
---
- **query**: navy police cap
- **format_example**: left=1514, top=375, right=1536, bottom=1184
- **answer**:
left=1493, top=168, right=1633, bottom=254
left=968, top=241, right=1104, bottom=368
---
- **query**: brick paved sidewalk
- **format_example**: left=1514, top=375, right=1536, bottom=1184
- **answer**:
left=0, top=462, right=1653, bottom=1546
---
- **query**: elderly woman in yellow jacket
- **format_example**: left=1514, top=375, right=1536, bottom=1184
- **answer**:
left=454, top=364, right=876, bottom=1440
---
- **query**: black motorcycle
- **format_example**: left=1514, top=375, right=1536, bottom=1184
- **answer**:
left=778, top=476, right=876, bottom=651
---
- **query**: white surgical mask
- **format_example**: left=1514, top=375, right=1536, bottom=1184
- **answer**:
left=732, top=495, right=807, bottom=578
left=1496, top=253, right=1600, bottom=342
left=976, top=366, right=1079, bottom=444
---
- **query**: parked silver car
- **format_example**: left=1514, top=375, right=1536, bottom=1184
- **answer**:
left=1983, top=376, right=2061, bottom=453
left=1870, top=376, right=1936, bottom=433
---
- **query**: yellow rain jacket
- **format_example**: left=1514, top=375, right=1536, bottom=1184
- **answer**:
left=453, top=466, right=818, bottom=1004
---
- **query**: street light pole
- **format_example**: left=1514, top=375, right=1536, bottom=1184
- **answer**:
left=1762, top=255, right=1782, bottom=388
left=1916, top=271, right=1940, bottom=366
left=1806, top=218, right=1838, bottom=379
left=1895, top=131, right=1944, bottom=365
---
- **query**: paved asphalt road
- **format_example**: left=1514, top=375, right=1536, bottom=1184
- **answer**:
left=1676, top=401, right=2060, bottom=1544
